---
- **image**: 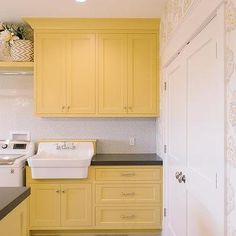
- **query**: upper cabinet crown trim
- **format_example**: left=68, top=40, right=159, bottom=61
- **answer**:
left=23, top=18, right=160, bottom=30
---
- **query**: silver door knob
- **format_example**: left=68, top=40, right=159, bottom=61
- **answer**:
left=181, top=175, right=186, bottom=183
left=175, top=171, right=182, bottom=179
left=177, top=174, right=186, bottom=184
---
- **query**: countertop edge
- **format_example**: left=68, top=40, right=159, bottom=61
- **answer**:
left=0, top=188, right=30, bottom=221
left=91, top=153, right=163, bottom=166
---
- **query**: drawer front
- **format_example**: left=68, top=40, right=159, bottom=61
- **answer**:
left=95, top=206, right=161, bottom=229
left=95, top=168, right=162, bottom=181
left=96, top=183, right=162, bottom=204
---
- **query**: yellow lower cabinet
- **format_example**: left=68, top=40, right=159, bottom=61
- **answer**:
left=94, top=166, right=163, bottom=230
left=95, top=206, right=161, bottom=229
left=29, top=183, right=92, bottom=229
left=61, top=184, right=92, bottom=227
left=30, top=184, right=61, bottom=227
left=27, top=166, right=162, bottom=233
left=0, top=200, right=28, bottom=236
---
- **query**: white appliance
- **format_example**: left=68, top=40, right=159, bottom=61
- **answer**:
left=0, top=140, right=35, bottom=186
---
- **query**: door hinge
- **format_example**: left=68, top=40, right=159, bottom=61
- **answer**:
left=164, top=144, right=167, bottom=154
left=164, top=82, right=167, bottom=91
left=164, top=208, right=167, bottom=217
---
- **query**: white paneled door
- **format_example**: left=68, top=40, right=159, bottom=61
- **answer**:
left=166, top=53, right=187, bottom=236
left=165, top=14, right=224, bottom=236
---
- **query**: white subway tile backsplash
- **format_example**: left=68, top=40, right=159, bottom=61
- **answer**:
left=0, top=76, right=157, bottom=153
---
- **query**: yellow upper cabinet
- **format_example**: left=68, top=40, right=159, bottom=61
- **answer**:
left=35, top=32, right=96, bottom=115
left=128, top=34, right=158, bottom=115
left=25, top=18, right=160, bottom=117
left=98, top=33, right=158, bottom=115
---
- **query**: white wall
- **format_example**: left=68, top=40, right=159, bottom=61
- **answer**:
left=0, top=75, right=156, bottom=153
left=0, top=0, right=166, bottom=22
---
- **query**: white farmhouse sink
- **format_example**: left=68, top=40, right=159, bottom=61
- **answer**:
left=27, top=141, right=95, bottom=179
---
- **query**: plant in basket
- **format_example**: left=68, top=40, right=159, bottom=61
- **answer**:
left=0, top=22, right=33, bottom=62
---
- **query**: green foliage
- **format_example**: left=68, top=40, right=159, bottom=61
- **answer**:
left=1, top=23, right=33, bottom=40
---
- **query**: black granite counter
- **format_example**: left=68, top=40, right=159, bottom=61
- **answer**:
left=91, top=153, right=163, bottom=166
left=0, top=187, right=30, bottom=220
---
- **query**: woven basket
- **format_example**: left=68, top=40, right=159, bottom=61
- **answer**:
left=11, top=40, right=33, bottom=62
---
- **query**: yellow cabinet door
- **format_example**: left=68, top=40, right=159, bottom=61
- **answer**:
left=67, top=34, right=96, bottom=114
left=98, top=34, right=128, bottom=114
left=35, top=33, right=67, bottom=114
left=128, top=34, right=158, bottom=114
left=61, top=184, right=92, bottom=227
left=0, top=200, right=28, bottom=236
left=30, top=184, right=61, bottom=227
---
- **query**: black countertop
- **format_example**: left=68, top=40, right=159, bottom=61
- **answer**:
left=0, top=187, right=30, bottom=221
left=91, top=153, right=163, bottom=166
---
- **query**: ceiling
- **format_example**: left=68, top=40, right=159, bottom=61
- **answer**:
left=1, top=0, right=166, bottom=22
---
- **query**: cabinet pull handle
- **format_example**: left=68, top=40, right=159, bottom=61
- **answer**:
left=61, top=190, right=65, bottom=193
left=128, top=106, right=133, bottom=111
left=62, top=106, right=65, bottom=112
left=67, top=106, right=70, bottom=111
left=56, top=190, right=60, bottom=193
left=120, top=172, right=136, bottom=177
left=121, top=192, right=136, bottom=196
left=123, top=106, right=127, bottom=111
left=120, top=214, right=136, bottom=219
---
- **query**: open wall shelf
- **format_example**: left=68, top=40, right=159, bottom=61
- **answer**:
left=0, top=61, right=33, bottom=69
left=0, top=62, right=34, bottom=75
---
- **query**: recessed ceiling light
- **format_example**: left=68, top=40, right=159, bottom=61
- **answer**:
left=75, top=0, right=87, bottom=2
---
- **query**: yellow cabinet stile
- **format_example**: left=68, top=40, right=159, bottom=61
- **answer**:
left=98, top=34, right=128, bottom=114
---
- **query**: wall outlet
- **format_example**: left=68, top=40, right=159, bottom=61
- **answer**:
left=129, top=137, right=135, bottom=146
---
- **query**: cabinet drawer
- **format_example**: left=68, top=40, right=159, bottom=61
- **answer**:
left=95, top=168, right=162, bottom=181
left=96, top=183, right=162, bottom=204
left=95, top=206, right=161, bottom=229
